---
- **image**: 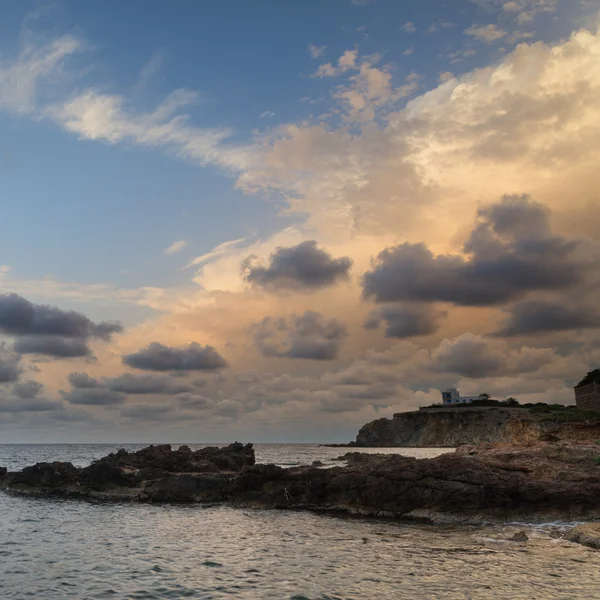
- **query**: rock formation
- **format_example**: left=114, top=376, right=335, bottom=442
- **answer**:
left=353, top=407, right=600, bottom=447
left=4, top=441, right=600, bottom=523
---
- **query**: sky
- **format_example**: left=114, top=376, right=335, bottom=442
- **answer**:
left=1, top=0, right=600, bottom=443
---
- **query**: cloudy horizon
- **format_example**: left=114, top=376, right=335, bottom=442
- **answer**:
left=1, top=0, right=600, bottom=443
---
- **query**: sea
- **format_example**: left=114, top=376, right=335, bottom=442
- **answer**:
left=1, top=443, right=599, bottom=600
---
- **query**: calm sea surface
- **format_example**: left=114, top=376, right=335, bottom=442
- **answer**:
left=1, top=443, right=599, bottom=599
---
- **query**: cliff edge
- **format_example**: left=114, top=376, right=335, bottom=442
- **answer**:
left=354, top=407, right=600, bottom=447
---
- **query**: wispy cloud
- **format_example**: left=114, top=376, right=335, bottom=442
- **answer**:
left=465, top=24, right=508, bottom=43
left=0, top=35, right=81, bottom=114
left=400, top=22, right=416, bottom=33
left=183, top=237, right=247, bottom=269
left=48, top=88, right=252, bottom=171
left=164, top=240, right=188, bottom=255
left=308, top=44, right=326, bottom=59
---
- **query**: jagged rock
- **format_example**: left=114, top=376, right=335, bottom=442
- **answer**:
left=94, top=441, right=254, bottom=474
left=4, top=441, right=600, bottom=523
left=510, top=531, right=529, bottom=542
left=9, top=462, right=79, bottom=488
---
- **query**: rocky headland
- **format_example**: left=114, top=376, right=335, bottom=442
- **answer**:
left=4, top=440, right=600, bottom=527
left=351, top=406, right=600, bottom=447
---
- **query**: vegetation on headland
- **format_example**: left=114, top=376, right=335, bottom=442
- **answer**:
left=576, top=369, right=600, bottom=388
left=420, top=397, right=599, bottom=422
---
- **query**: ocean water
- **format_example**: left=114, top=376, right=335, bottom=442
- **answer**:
left=1, top=444, right=599, bottom=599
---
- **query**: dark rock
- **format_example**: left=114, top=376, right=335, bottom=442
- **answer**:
left=94, top=442, right=254, bottom=474
left=510, top=531, right=529, bottom=542
left=9, top=462, right=79, bottom=488
left=565, top=524, right=600, bottom=549
left=5, top=441, right=600, bottom=523
left=0, top=466, right=7, bottom=478
left=78, top=462, right=134, bottom=491
left=311, top=461, right=324, bottom=467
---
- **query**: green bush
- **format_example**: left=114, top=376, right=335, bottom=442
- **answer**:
left=594, top=456, right=600, bottom=466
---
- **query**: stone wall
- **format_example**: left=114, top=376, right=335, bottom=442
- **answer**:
left=575, top=383, right=600, bottom=412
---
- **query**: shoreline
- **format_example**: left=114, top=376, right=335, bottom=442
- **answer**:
left=3, top=440, right=600, bottom=535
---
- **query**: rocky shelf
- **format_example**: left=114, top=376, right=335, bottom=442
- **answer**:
left=4, top=441, right=600, bottom=527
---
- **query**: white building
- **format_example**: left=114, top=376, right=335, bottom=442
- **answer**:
left=441, top=388, right=487, bottom=405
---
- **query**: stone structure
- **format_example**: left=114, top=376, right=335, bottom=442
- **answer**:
left=575, top=381, right=600, bottom=413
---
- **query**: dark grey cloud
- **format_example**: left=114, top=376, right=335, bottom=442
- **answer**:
left=121, top=403, right=173, bottom=419
left=243, top=240, right=352, bottom=291
left=362, top=195, right=587, bottom=307
left=431, top=333, right=555, bottom=379
left=0, top=394, right=62, bottom=413
left=61, top=388, right=126, bottom=406
left=252, top=311, right=347, bottom=360
left=123, top=342, right=227, bottom=372
left=68, top=372, right=100, bottom=389
left=13, top=336, right=91, bottom=357
left=343, top=382, right=397, bottom=400
left=105, top=373, right=193, bottom=395
left=494, top=301, right=600, bottom=337
left=13, top=380, right=44, bottom=399
left=176, top=393, right=214, bottom=410
left=365, top=304, right=446, bottom=338
left=0, top=342, right=22, bottom=383
left=91, top=321, right=124, bottom=341
left=0, top=294, right=123, bottom=340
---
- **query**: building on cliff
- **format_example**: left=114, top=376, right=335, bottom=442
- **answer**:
left=575, top=369, right=600, bottom=412
left=440, top=388, right=488, bottom=405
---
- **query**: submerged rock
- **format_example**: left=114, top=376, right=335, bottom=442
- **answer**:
left=3, top=441, right=600, bottom=523
left=565, top=524, right=600, bottom=549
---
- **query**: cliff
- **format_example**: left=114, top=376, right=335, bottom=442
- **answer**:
left=354, top=407, right=600, bottom=447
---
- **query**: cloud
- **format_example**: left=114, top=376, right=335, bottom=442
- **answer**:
left=242, top=240, right=352, bottom=292
left=104, top=373, right=193, bottom=394
left=252, top=311, right=347, bottom=360
left=431, top=333, right=560, bottom=378
left=362, top=195, right=589, bottom=307
left=183, top=237, right=246, bottom=269
left=0, top=35, right=81, bottom=114
left=475, top=0, right=560, bottom=24
left=0, top=343, right=22, bottom=383
left=465, top=24, right=507, bottom=43
left=0, top=393, right=62, bottom=413
left=49, top=89, right=251, bottom=172
left=13, top=380, right=44, bottom=399
left=401, top=22, right=416, bottom=33
left=68, top=372, right=100, bottom=389
left=494, top=301, right=600, bottom=336
left=176, top=393, right=214, bottom=410
left=308, top=44, right=326, bottom=59
left=61, top=387, right=126, bottom=406
left=365, top=304, right=447, bottom=338
left=13, top=336, right=92, bottom=357
left=121, top=402, right=173, bottom=419
left=123, top=342, right=227, bottom=371
left=0, top=294, right=122, bottom=339
left=314, top=50, right=359, bottom=78
left=259, top=110, right=275, bottom=118
left=164, top=240, right=188, bottom=255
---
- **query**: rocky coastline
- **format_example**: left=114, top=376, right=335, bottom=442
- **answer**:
left=346, top=407, right=600, bottom=448
left=3, top=440, right=600, bottom=531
